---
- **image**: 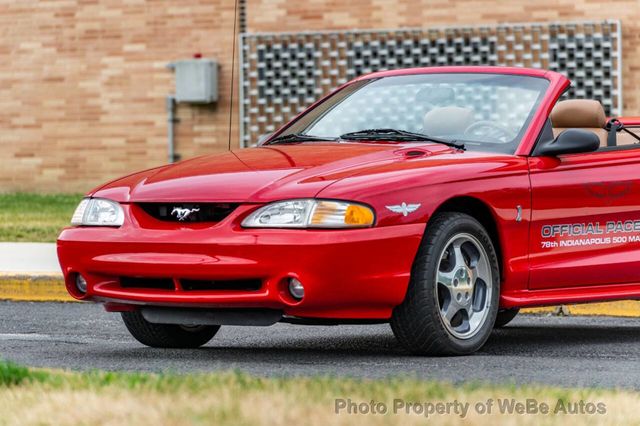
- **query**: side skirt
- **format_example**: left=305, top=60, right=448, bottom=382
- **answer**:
left=501, top=282, right=640, bottom=309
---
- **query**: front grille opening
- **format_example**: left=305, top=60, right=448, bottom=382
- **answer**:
left=137, top=203, right=238, bottom=223
left=180, top=279, right=262, bottom=292
left=120, top=277, right=175, bottom=290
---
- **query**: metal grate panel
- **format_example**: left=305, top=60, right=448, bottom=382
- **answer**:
left=240, top=21, right=621, bottom=147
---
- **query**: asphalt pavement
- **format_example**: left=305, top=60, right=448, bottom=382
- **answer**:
left=1, top=301, right=639, bottom=389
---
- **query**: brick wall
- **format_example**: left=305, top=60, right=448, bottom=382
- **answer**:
left=1, top=0, right=638, bottom=192
left=0, top=0, right=239, bottom=192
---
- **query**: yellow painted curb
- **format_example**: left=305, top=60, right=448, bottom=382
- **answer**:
left=0, top=274, right=74, bottom=302
left=523, top=301, right=640, bottom=318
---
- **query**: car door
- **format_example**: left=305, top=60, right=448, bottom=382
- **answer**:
left=528, top=143, right=640, bottom=290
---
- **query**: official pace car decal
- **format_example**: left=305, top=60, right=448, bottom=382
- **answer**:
left=583, top=181, right=634, bottom=205
left=540, top=220, right=640, bottom=249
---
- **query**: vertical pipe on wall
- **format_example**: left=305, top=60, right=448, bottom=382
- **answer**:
left=166, top=95, right=176, bottom=163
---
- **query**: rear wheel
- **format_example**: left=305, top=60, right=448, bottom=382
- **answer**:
left=494, top=308, right=519, bottom=328
left=121, top=311, right=220, bottom=348
left=391, top=212, right=500, bottom=355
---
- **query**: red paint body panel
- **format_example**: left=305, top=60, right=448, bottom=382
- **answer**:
left=528, top=151, right=640, bottom=290
left=619, top=117, right=640, bottom=126
left=57, top=66, right=640, bottom=319
left=58, top=205, right=424, bottom=318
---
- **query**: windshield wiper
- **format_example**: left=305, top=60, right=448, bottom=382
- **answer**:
left=340, top=128, right=465, bottom=150
left=267, top=133, right=337, bottom=145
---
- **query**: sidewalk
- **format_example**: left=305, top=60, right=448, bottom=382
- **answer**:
left=0, top=242, right=60, bottom=274
left=0, top=242, right=69, bottom=301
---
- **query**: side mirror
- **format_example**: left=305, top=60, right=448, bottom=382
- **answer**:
left=256, top=133, right=273, bottom=146
left=535, top=129, right=600, bottom=156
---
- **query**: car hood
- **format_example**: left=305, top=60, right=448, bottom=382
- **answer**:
left=91, top=142, right=483, bottom=203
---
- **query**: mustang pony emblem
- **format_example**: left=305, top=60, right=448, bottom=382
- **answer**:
left=385, top=202, right=421, bottom=217
left=171, top=207, right=200, bottom=221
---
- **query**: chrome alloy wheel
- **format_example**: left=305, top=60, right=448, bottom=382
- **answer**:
left=435, top=233, right=493, bottom=339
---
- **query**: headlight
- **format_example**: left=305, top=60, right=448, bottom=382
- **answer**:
left=241, top=199, right=375, bottom=228
left=70, top=198, right=125, bottom=227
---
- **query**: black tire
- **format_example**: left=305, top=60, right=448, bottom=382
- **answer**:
left=391, top=212, right=500, bottom=356
left=121, top=311, right=220, bottom=348
left=494, top=308, right=519, bottom=328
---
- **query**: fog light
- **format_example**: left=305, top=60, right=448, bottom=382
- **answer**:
left=288, top=278, right=304, bottom=300
left=76, top=274, right=88, bottom=294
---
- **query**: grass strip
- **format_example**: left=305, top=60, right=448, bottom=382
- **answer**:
left=0, top=193, right=82, bottom=242
left=0, top=359, right=638, bottom=425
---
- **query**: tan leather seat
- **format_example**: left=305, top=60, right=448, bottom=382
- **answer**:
left=550, top=99, right=608, bottom=147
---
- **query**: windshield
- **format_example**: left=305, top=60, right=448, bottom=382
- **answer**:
left=275, top=73, right=549, bottom=154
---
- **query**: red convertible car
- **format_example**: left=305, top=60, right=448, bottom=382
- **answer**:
left=57, top=66, right=640, bottom=355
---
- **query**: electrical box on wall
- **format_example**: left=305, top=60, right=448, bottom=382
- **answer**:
left=169, top=59, right=218, bottom=103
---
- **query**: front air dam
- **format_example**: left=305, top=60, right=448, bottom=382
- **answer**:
left=141, top=307, right=283, bottom=326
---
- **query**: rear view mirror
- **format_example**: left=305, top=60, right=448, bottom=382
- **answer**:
left=535, top=129, right=600, bottom=156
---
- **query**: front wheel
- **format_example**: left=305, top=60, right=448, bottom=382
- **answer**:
left=121, top=311, right=220, bottom=348
left=391, top=212, right=500, bottom=355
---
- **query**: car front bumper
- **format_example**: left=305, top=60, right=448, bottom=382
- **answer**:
left=57, top=205, right=425, bottom=320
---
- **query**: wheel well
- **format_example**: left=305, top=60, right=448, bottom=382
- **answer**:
left=431, top=197, right=503, bottom=275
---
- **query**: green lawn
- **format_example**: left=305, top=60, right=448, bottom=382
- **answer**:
left=0, top=360, right=638, bottom=425
left=0, top=193, right=82, bottom=242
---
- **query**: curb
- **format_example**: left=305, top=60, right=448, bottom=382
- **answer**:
left=0, top=275, right=639, bottom=317
left=0, top=273, right=72, bottom=302
left=523, top=302, right=640, bottom=318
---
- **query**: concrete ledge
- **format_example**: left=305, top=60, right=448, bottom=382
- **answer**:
left=0, top=273, right=71, bottom=302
